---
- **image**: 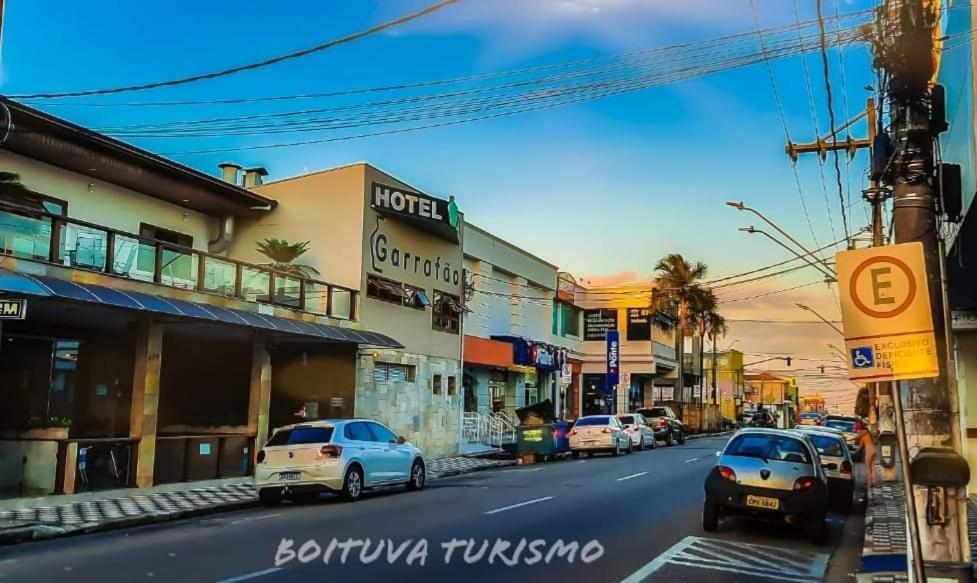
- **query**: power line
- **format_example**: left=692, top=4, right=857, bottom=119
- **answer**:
left=704, top=236, right=845, bottom=284
left=11, top=0, right=463, bottom=99
left=816, top=0, right=852, bottom=246
left=717, top=280, right=824, bottom=304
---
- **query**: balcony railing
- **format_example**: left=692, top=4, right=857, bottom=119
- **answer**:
left=0, top=200, right=357, bottom=320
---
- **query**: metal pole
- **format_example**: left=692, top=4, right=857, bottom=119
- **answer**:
left=891, top=380, right=927, bottom=583
left=731, top=203, right=838, bottom=275
left=741, top=227, right=838, bottom=280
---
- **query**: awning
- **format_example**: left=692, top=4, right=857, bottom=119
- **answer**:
left=0, top=270, right=402, bottom=348
left=463, top=335, right=513, bottom=368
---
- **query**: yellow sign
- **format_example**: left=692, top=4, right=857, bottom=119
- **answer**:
left=836, top=243, right=939, bottom=382
left=0, top=299, right=27, bottom=320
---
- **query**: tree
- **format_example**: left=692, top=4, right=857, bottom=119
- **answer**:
left=0, top=172, right=31, bottom=197
left=687, top=286, right=718, bottom=404
left=654, top=254, right=709, bottom=402
left=854, top=386, right=870, bottom=418
left=255, top=238, right=320, bottom=278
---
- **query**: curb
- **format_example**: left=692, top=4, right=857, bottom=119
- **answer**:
left=687, top=431, right=734, bottom=440
left=429, top=460, right=517, bottom=479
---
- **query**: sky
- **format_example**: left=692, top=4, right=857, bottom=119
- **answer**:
left=1, top=0, right=885, bottom=410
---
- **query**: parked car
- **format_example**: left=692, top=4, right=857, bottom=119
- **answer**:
left=637, top=406, right=686, bottom=446
left=703, top=428, right=831, bottom=544
left=254, top=419, right=426, bottom=506
left=792, top=428, right=855, bottom=513
left=822, top=415, right=864, bottom=460
left=750, top=410, right=776, bottom=428
left=569, top=415, right=632, bottom=457
left=798, top=412, right=824, bottom=426
left=618, top=413, right=657, bottom=450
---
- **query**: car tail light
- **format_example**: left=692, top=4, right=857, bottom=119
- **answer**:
left=793, top=476, right=816, bottom=490
left=318, top=444, right=343, bottom=458
left=601, top=427, right=612, bottom=434
left=840, top=460, right=853, bottom=476
left=256, top=450, right=266, bottom=464
left=659, top=419, right=667, bottom=428
left=718, top=466, right=736, bottom=482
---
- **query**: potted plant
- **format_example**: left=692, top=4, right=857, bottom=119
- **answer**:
left=20, top=416, right=72, bottom=440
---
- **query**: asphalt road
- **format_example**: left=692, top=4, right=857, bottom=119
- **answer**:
left=0, top=435, right=862, bottom=582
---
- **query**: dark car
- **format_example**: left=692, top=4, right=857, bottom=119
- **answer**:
left=703, top=429, right=830, bottom=544
left=637, top=406, right=686, bottom=446
left=750, top=410, right=776, bottom=428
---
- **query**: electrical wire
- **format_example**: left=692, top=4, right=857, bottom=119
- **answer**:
left=717, top=280, right=825, bottom=304
left=11, top=0, right=464, bottom=99
left=817, top=0, right=852, bottom=247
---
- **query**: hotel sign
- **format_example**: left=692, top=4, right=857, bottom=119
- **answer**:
left=371, top=182, right=459, bottom=229
left=0, top=299, right=27, bottom=320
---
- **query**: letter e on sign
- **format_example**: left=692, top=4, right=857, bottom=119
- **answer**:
left=836, top=242, right=938, bottom=382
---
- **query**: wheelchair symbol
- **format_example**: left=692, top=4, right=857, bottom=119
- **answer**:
left=851, top=347, right=874, bottom=369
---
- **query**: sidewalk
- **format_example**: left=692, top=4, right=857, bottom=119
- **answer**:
left=0, top=454, right=514, bottom=546
left=857, top=463, right=977, bottom=582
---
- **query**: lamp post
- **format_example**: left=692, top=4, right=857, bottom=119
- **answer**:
left=727, top=201, right=839, bottom=276
left=738, top=227, right=837, bottom=282
left=794, top=303, right=844, bottom=336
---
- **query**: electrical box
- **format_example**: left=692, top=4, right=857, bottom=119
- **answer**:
left=939, top=162, right=963, bottom=223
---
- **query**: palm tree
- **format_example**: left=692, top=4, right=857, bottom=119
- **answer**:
left=687, top=287, right=718, bottom=405
left=654, top=254, right=708, bottom=401
left=255, top=238, right=320, bottom=278
left=705, top=312, right=728, bottom=404
left=0, top=172, right=31, bottom=197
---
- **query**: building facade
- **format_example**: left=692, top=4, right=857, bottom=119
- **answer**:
left=0, top=101, right=399, bottom=498
left=702, top=349, right=746, bottom=420
left=233, top=163, right=466, bottom=460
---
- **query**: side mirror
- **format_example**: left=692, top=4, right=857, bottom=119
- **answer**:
left=397, top=436, right=407, bottom=445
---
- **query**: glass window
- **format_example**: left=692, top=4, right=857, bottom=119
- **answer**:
left=367, top=423, right=398, bottom=443
left=367, top=274, right=406, bottom=305
left=433, top=374, right=442, bottom=395
left=432, top=291, right=461, bottom=334
left=618, top=415, right=635, bottom=425
left=447, top=376, right=457, bottom=395
left=564, top=304, right=581, bottom=337
left=808, top=434, right=845, bottom=456
left=373, top=363, right=416, bottom=382
left=138, top=224, right=193, bottom=281
left=241, top=266, right=271, bottom=303
left=404, top=284, right=429, bottom=310
left=824, top=420, right=856, bottom=432
left=725, top=434, right=812, bottom=464
left=344, top=422, right=374, bottom=442
left=266, top=426, right=334, bottom=446
left=329, top=287, right=353, bottom=319
left=575, top=416, right=611, bottom=427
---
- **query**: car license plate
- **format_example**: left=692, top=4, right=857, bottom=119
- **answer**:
left=746, top=495, right=779, bottom=510
left=279, top=471, right=301, bottom=482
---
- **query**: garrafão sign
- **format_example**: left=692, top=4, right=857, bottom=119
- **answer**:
left=372, top=182, right=459, bottom=230
left=369, top=218, right=462, bottom=287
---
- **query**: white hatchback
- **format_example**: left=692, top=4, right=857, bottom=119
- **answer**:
left=254, top=419, right=426, bottom=505
left=569, top=415, right=632, bottom=457
left=617, top=413, right=657, bottom=450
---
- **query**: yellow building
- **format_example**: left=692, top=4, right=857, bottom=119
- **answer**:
left=702, top=350, right=745, bottom=420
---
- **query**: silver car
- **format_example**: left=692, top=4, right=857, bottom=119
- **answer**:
left=254, top=419, right=426, bottom=505
left=703, top=428, right=831, bottom=544
left=569, top=415, right=632, bottom=457
left=792, top=428, right=855, bottom=512
left=618, top=413, right=657, bottom=450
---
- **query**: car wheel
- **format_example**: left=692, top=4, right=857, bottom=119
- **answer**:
left=809, top=516, right=829, bottom=545
left=650, top=437, right=657, bottom=449
left=626, top=441, right=633, bottom=455
left=638, top=437, right=645, bottom=451
left=258, top=488, right=282, bottom=507
left=666, top=432, right=674, bottom=447
left=341, top=466, right=364, bottom=501
left=678, top=431, right=686, bottom=445
left=406, top=460, right=426, bottom=491
left=612, top=444, right=620, bottom=457
left=572, top=451, right=581, bottom=459
left=702, top=497, right=720, bottom=532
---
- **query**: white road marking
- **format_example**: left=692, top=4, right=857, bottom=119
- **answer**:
left=621, top=536, right=828, bottom=582
left=214, top=567, right=283, bottom=583
left=684, top=457, right=701, bottom=463
left=230, top=513, right=281, bottom=525
left=616, top=472, right=649, bottom=482
left=484, top=496, right=554, bottom=515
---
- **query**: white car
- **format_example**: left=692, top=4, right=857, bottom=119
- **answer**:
left=569, top=415, right=632, bottom=458
left=254, top=419, right=426, bottom=505
left=617, top=413, right=657, bottom=450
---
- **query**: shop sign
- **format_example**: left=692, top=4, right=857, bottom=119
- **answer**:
left=952, top=310, right=977, bottom=331
left=606, top=330, right=620, bottom=391
left=369, top=219, right=462, bottom=287
left=371, top=182, right=459, bottom=229
left=584, top=309, right=618, bottom=341
left=837, top=243, right=939, bottom=382
left=0, top=299, right=27, bottom=320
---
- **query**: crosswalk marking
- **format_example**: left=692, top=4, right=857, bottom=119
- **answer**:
left=620, top=535, right=829, bottom=582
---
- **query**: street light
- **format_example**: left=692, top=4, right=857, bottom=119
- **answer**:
left=795, top=303, right=844, bottom=335
left=739, top=227, right=837, bottom=282
left=727, top=201, right=839, bottom=276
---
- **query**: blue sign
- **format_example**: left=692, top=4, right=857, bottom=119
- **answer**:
left=851, top=347, right=874, bottom=369
left=606, top=330, right=620, bottom=392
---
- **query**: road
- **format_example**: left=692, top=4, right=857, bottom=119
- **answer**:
left=0, top=435, right=861, bottom=582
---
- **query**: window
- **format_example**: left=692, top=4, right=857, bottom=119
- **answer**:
left=373, top=363, right=416, bottom=382
left=138, top=223, right=194, bottom=282
left=403, top=284, right=430, bottom=310
left=266, top=426, right=334, bottom=446
left=725, top=434, right=812, bottom=464
left=447, top=376, right=457, bottom=396
left=344, top=422, right=374, bottom=442
left=367, top=274, right=407, bottom=305
left=618, top=415, right=635, bottom=425
left=432, top=291, right=461, bottom=334
left=823, top=420, right=856, bottom=432
left=433, top=374, right=442, bottom=395
left=574, top=416, right=612, bottom=426
left=626, top=308, right=652, bottom=341
left=0, top=191, right=66, bottom=261
left=367, top=422, right=398, bottom=444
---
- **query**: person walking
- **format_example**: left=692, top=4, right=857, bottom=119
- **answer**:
left=857, top=422, right=877, bottom=488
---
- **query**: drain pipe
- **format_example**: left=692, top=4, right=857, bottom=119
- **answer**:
left=208, top=215, right=235, bottom=254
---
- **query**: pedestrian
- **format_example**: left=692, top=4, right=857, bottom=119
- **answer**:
left=857, top=423, right=877, bottom=488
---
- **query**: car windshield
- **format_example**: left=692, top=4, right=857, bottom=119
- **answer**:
left=725, top=434, right=812, bottom=464
left=266, top=426, right=334, bottom=446
left=645, top=408, right=668, bottom=417
left=575, top=416, right=611, bottom=426
left=619, top=415, right=635, bottom=424
left=824, top=420, right=856, bottom=432
left=807, top=434, right=845, bottom=457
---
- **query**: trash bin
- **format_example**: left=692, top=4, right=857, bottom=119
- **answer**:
left=516, top=423, right=556, bottom=460
left=553, top=420, right=570, bottom=454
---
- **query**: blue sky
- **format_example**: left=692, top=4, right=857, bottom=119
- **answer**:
left=2, top=0, right=885, bottom=404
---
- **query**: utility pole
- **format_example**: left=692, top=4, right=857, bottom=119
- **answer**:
left=873, top=0, right=970, bottom=579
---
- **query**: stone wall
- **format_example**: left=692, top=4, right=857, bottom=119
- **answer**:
left=355, top=351, right=462, bottom=460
